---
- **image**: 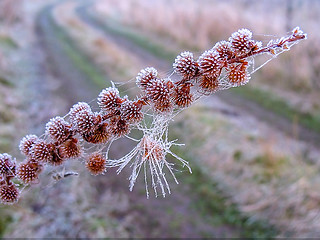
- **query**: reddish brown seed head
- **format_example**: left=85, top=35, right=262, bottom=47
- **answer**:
left=198, top=75, right=220, bottom=93
left=140, top=136, right=165, bottom=161
left=173, top=51, right=198, bottom=80
left=46, top=116, right=72, bottom=145
left=120, top=100, right=144, bottom=124
left=213, top=41, right=234, bottom=59
left=0, top=183, right=20, bottom=204
left=82, top=122, right=112, bottom=144
left=48, top=151, right=65, bottom=166
left=198, top=49, right=224, bottom=78
left=59, top=137, right=82, bottom=159
left=69, top=102, right=91, bottom=123
left=17, top=160, right=43, bottom=184
left=85, top=152, right=106, bottom=175
left=136, top=67, right=158, bottom=90
left=173, top=84, right=194, bottom=108
left=19, top=134, right=38, bottom=157
left=30, top=139, right=54, bottom=163
left=229, top=28, right=255, bottom=54
left=145, top=78, right=174, bottom=113
left=73, top=109, right=97, bottom=134
left=227, top=61, right=250, bottom=86
left=98, top=87, right=123, bottom=114
left=0, top=153, right=16, bottom=177
left=111, top=118, right=130, bottom=137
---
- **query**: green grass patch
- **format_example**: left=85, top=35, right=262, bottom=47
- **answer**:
left=0, top=35, right=18, bottom=49
left=232, top=86, right=320, bottom=133
left=172, top=149, right=277, bottom=239
left=0, top=208, right=13, bottom=237
left=38, top=7, right=108, bottom=89
left=0, top=76, right=14, bottom=87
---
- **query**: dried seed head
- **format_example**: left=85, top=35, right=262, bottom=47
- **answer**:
left=46, top=116, right=72, bottom=144
left=0, top=183, right=20, bottom=204
left=145, top=78, right=174, bottom=113
left=229, top=28, right=254, bottom=54
left=198, top=49, right=224, bottom=77
left=0, top=153, right=16, bottom=177
left=213, top=41, right=233, bottom=59
left=82, top=122, right=112, bottom=144
left=120, top=100, right=143, bottom=124
left=19, top=134, right=38, bottom=157
left=30, top=139, right=54, bottom=163
left=17, top=160, right=43, bottom=184
left=227, top=61, right=250, bottom=86
left=173, top=51, right=198, bottom=80
left=111, top=118, right=130, bottom=137
left=69, top=102, right=91, bottom=124
left=85, top=152, right=106, bottom=175
left=73, top=109, right=97, bottom=134
left=173, top=84, right=193, bottom=108
left=136, top=67, right=158, bottom=90
left=198, top=75, right=219, bottom=93
left=98, top=87, right=123, bottom=114
left=59, top=137, right=82, bottom=159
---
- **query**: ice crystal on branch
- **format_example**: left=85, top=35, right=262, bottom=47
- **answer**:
left=0, top=27, right=306, bottom=204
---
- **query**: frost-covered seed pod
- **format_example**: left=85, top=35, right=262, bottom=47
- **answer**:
left=19, top=134, right=38, bottom=157
left=69, top=102, right=91, bottom=124
left=46, top=116, right=72, bottom=144
left=30, top=139, right=54, bottom=163
left=110, top=117, right=130, bottom=137
left=0, top=153, right=16, bottom=177
left=73, top=109, right=97, bottom=134
left=17, top=161, right=43, bottom=184
left=98, top=87, right=123, bottom=114
left=59, top=138, right=82, bottom=159
left=136, top=67, right=158, bottom=90
left=173, top=84, right=193, bottom=108
left=0, top=183, right=20, bottom=204
left=173, top=51, right=198, bottom=80
left=85, top=152, right=106, bottom=175
left=198, top=49, right=224, bottom=77
left=213, top=41, right=233, bottom=59
left=120, top=100, right=143, bottom=124
left=82, top=122, right=112, bottom=144
left=227, top=61, right=250, bottom=86
left=198, top=75, right=219, bottom=93
left=229, top=28, right=254, bottom=54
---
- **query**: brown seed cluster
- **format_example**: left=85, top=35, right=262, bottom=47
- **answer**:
left=0, top=27, right=306, bottom=204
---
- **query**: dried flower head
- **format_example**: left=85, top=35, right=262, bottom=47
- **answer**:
left=85, top=152, right=106, bottom=175
left=120, top=100, right=143, bottom=124
left=0, top=153, right=16, bottom=177
left=46, top=116, right=72, bottom=144
left=0, top=183, right=19, bottom=204
left=82, top=122, right=112, bottom=144
left=136, top=67, right=158, bottom=90
left=198, top=49, right=224, bottom=77
left=173, top=51, right=198, bottom=80
left=19, top=134, right=38, bottom=157
left=111, top=117, right=130, bottom=137
left=173, top=84, right=193, bottom=108
left=30, top=139, right=54, bottom=163
left=69, top=102, right=91, bottom=123
left=229, top=28, right=255, bottom=54
left=48, top=151, right=65, bottom=166
left=213, top=41, right=233, bottom=59
left=59, top=137, right=82, bottom=159
left=198, top=75, right=219, bottom=93
left=73, top=109, right=97, bottom=134
left=145, top=78, right=174, bottom=113
left=17, top=160, right=43, bottom=184
left=98, top=87, right=123, bottom=114
left=227, top=61, right=250, bottom=86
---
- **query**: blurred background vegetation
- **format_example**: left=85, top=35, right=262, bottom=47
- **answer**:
left=0, top=0, right=319, bottom=238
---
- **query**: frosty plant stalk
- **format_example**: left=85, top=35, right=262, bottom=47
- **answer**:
left=0, top=27, right=306, bottom=204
